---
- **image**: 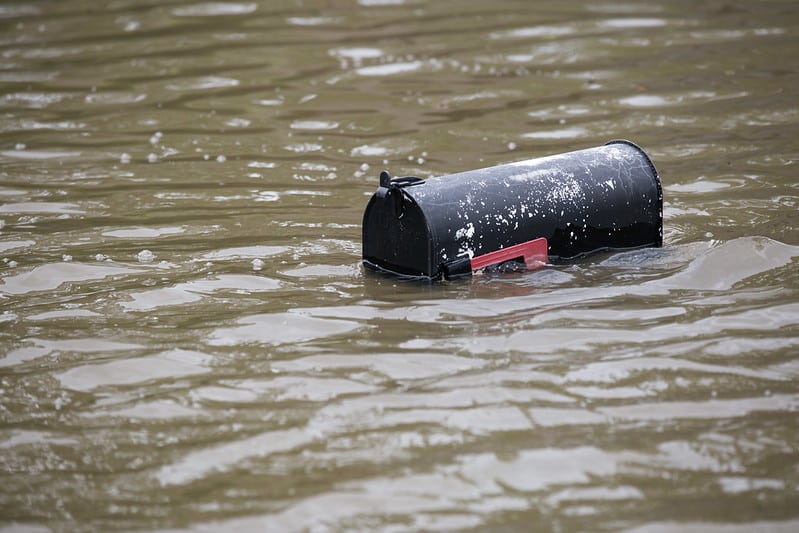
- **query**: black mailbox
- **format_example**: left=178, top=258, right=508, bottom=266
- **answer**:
left=362, top=140, right=662, bottom=280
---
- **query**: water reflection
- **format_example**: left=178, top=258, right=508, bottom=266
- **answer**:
left=0, top=262, right=142, bottom=295
left=57, top=349, right=212, bottom=392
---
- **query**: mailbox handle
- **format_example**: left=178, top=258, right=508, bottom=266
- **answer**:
left=440, top=237, right=549, bottom=279
left=470, top=237, right=549, bottom=271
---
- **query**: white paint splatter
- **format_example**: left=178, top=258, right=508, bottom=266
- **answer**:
left=455, top=222, right=475, bottom=240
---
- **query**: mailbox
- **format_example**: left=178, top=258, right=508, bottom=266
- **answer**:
left=362, top=140, right=662, bottom=280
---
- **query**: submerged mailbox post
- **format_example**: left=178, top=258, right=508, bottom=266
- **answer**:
left=362, top=140, right=663, bottom=280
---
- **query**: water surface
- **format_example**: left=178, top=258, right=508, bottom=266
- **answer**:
left=1, top=0, right=798, bottom=531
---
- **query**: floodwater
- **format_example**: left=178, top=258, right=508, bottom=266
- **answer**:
left=1, top=0, right=797, bottom=530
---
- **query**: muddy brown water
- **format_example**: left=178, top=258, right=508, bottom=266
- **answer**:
left=1, top=0, right=798, bottom=531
